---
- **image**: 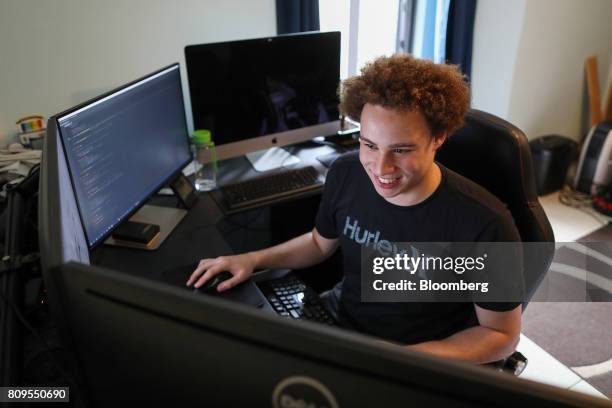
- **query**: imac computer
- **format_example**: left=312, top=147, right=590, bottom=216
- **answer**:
left=50, top=261, right=608, bottom=407
left=48, top=64, right=192, bottom=250
left=185, top=31, right=343, bottom=171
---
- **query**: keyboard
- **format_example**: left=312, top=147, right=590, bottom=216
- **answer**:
left=220, top=166, right=322, bottom=210
left=257, top=275, right=337, bottom=326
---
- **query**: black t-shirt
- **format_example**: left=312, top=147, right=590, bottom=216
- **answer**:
left=315, top=153, right=522, bottom=344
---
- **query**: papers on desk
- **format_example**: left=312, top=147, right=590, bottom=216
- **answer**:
left=0, top=149, right=41, bottom=165
left=0, top=161, right=34, bottom=177
left=0, top=149, right=42, bottom=192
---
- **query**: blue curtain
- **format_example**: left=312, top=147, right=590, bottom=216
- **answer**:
left=276, top=0, right=320, bottom=34
left=444, top=0, right=477, bottom=80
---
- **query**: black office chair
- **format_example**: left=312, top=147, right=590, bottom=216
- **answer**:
left=437, top=109, right=556, bottom=374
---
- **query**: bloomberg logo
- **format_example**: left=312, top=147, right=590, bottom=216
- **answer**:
left=272, top=376, right=339, bottom=408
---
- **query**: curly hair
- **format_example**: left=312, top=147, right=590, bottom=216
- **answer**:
left=339, top=54, right=470, bottom=137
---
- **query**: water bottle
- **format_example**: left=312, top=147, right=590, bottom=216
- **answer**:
left=191, top=129, right=217, bottom=191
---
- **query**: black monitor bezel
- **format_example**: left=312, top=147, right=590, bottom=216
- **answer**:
left=54, top=63, right=192, bottom=249
left=184, top=31, right=342, bottom=161
left=54, top=261, right=608, bottom=407
left=39, top=120, right=62, bottom=271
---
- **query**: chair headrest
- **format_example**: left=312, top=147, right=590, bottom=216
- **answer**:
left=437, top=109, right=538, bottom=209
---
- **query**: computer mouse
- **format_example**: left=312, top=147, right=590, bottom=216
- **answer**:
left=195, top=271, right=234, bottom=293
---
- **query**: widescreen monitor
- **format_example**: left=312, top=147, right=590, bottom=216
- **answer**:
left=52, top=261, right=609, bottom=407
left=185, top=31, right=342, bottom=169
left=54, top=64, right=191, bottom=248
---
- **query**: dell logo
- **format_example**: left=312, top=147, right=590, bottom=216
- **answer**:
left=280, top=394, right=319, bottom=408
left=272, top=376, right=339, bottom=408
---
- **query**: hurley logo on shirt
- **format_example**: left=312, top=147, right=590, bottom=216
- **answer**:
left=343, top=216, right=410, bottom=257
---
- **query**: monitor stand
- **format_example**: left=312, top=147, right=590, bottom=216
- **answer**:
left=245, top=147, right=300, bottom=172
left=104, top=204, right=187, bottom=250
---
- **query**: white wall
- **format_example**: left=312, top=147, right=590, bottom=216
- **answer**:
left=0, top=0, right=276, bottom=144
left=507, top=0, right=612, bottom=141
left=471, top=0, right=612, bottom=141
left=471, top=0, right=527, bottom=121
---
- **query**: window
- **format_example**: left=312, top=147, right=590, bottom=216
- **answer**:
left=320, top=0, right=399, bottom=79
left=410, top=0, right=449, bottom=62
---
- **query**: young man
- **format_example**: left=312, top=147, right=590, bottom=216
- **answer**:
left=186, top=54, right=522, bottom=364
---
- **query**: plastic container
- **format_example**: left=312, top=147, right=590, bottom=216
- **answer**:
left=191, top=129, right=217, bottom=191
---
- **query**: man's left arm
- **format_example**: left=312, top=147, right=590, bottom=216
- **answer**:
left=404, top=304, right=521, bottom=364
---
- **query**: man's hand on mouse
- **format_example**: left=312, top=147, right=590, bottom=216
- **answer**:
left=186, top=253, right=256, bottom=292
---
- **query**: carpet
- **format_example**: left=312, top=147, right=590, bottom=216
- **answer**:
left=522, top=224, right=612, bottom=398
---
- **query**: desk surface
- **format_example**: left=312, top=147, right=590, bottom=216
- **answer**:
left=538, top=191, right=612, bottom=242
left=215, top=140, right=338, bottom=186
left=91, top=141, right=345, bottom=287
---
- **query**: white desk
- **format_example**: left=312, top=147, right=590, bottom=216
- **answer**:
left=538, top=191, right=611, bottom=242
left=517, top=334, right=607, bottom=399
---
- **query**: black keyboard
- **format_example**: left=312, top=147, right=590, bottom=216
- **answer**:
left=220, top=166, right=322, bottom=210
left=257, top=275, right=337, bottom=326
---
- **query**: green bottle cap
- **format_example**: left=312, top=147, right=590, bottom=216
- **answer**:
left=192, top=129, right=212, bottom=144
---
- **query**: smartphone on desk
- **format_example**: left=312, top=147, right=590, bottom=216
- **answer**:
left=112, top=221, right=160, bottom=244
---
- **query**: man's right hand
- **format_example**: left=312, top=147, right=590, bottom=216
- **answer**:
left=186, top=253, right=257, bottom=292
left=185, top=229, right=337, bottom=292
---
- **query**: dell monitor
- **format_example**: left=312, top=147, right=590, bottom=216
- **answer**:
left=51, top=262, right=609, bottom=407
left=185, top=31, right=342, bottom=171
left=51, top=64, right=192, bottom=249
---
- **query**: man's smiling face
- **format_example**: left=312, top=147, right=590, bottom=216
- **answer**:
left=358, top=103, right=445, bottom=206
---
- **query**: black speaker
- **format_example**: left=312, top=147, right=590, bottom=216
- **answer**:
left=529, top=135, right=577, bottom=195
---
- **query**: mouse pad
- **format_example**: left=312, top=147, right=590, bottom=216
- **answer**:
left=160, top=264, right=265, bottom=308
left=202, top=280, right=265, bottom=308
left=159, top=263, right=199, bottom=287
